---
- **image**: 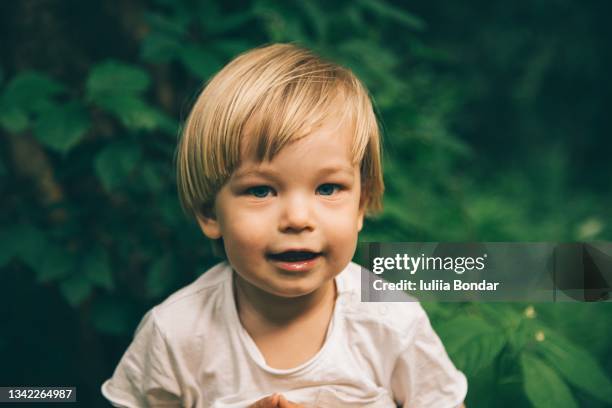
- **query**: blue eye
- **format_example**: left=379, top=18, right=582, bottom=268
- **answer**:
left=247, top=186, right=273, bottom=198
left=317, top=184, right=340, bottom=196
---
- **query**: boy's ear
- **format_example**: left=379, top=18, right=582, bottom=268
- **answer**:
left=196, top=208, right=222, bottom=239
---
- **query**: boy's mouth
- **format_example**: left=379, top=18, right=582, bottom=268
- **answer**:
left=267, top=250, right=321, bottom=262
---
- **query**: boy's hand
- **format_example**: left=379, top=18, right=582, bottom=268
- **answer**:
left=249, top=394, right=305, bottom=408
left=249, top=394, right=280, bottom=408
left=277, top=394, right=305, bottom=408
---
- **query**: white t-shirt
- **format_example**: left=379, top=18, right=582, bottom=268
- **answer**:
left=101, top=262, right=467, bottom=407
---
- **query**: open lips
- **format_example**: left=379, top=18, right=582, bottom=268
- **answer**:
left=267, top=251, right=322, bottom=262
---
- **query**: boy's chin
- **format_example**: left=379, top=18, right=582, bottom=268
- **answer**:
left=264, top=281, right=326, bottom=299
left=232, top=263, right=338, bottom=300
left=257, top=277, right=335, bottom=300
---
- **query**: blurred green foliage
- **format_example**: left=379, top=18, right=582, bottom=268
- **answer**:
left=0, top=0, right=611, bottom=406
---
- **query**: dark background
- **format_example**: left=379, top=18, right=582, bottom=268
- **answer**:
left=1, top=1, right=611, bottom=406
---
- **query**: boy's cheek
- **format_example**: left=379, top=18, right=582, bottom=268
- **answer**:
left=222, top=218, right=270, bottom=248
left=325, top=220, right=361, bottom=249
left=225, top=211, right=270, bottom=232
left=357, top=210, right=364, bottom=232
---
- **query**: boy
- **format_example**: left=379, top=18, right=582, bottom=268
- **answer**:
left=101, top=43, right=467, bottom=407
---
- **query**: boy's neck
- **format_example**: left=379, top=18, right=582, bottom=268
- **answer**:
left=232, top=271, right=337, bottom=326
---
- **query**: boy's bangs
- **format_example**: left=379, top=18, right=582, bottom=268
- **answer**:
left=241, top=77, right=370, bottom=166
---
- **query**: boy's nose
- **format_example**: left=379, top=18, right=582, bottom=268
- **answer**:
left=278, top=195, right=314, bottom=233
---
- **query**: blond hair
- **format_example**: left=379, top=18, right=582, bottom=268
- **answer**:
left=176, top=43, right=383, bottom=219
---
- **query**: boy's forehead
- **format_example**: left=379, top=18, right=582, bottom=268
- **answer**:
left=239, top=128, right=357, bottom=166
left=234, top=124, right=359, bottom=180
left=240, top=109, right=356, bottom=158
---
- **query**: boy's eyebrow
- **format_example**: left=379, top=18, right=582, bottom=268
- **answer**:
left=315, top=165, right=356, bottom=178
left=232, top=165, right=356, bottom=180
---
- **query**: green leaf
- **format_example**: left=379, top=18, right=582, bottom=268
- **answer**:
left=82, top=248, right=114, bottom=291
left=86, top=61, right=150, bottom=98
left=1, top=71, right=65, bottom=111
left=477, top=303, right=523, bottom=328
left=59, top=272, right=93, bottom=307
left=251, top=0, right=309, bottom=43
left=35, top=244, right=74, bottom=283
left=140, top=162, right=165, bottom=192
left=0, top=71, right=65, bottom=132
left=200, top=11, right=253, bottom=35
left=295, top=1, right=328, bottom=41
left=140, top=32, right=182, bottom=63
left=357, top=0, right=426, bottom=30
left=146, top=255, right=175, bottom=298
left=212, top=40, right=254, bottom=59
left=0, top=105, right=28, bottom=133
left=34, top=102, right=90, bottom=153
left=436, top=316, right=506, bottom=376
left=11, top=224, right=48, bottom=269
left=144, top=11, right=189, bottom=37
left=92, top=94, right=170, bottom=131
left=537, top=329, right=612, bottom=403
left=337, top=39, right=399, bottom=82
left=521, top=353, right=578, bottom=408
left=179, top=45, right=223, bottom=79
left=94, top=140, right=142, bottom=191
left=35, top=61, right=157, bottom=135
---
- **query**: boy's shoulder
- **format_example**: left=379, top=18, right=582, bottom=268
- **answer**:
left=147, top=262, right=232, bottom=339
left=339, top=262, right=429, bottom=341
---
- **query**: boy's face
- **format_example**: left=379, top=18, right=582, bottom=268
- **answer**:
left=197, top=118, right=364, bottom=298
